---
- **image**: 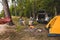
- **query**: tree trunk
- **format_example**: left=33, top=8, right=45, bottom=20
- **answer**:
left=2, top=0, right=14, bottom=26
left=32, top=2, right=35, bottom=19
left=12, top=0, right=17, bottom=16
left=54, top=6, right=57, bottom=16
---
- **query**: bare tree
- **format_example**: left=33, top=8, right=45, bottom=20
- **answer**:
left=2, top=0, right=14, bottom=26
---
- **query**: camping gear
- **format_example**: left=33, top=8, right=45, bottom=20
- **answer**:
left=45, top=15, right=60, bottom=36
left=0, top=17, right=10, bottom=24
left=29, top=25, right=35, bottom=29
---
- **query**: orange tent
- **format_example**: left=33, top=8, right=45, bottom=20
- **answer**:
left=46, top=15, right=60, bottom=36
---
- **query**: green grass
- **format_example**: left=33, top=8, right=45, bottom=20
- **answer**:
left=33, top=21, right=39, bottom=25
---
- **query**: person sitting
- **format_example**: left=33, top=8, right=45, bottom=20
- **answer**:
left=44, top=14, right=49, bottom=24
left=29, top=17, right=34, bottom=25
left=19, top=17, right=25, bottom=25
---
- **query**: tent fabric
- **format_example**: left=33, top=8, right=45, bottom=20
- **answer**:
left=46, top=15, right=60, bottom=34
